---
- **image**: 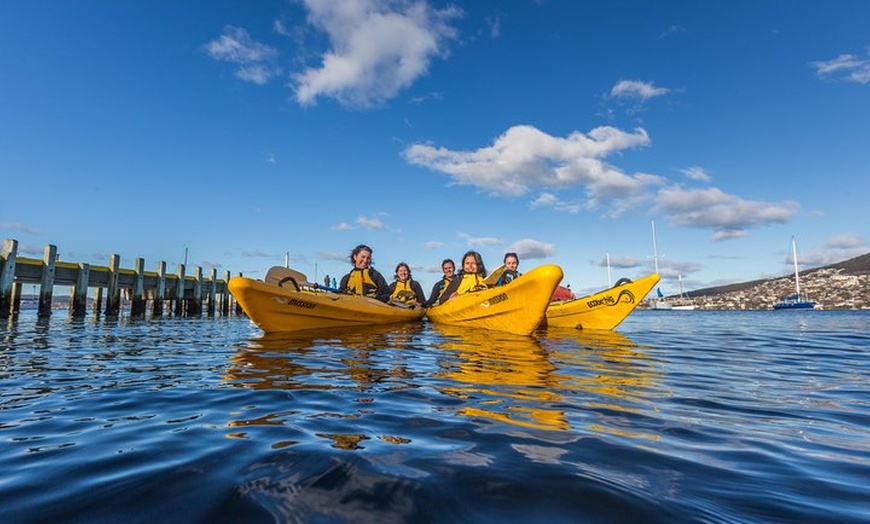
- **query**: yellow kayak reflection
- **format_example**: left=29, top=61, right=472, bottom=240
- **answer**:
left=433, top=324, right=572, bottom=431
left=435, top=325, right=662, bottom=436
left=225, top=323, right=426, bottom=390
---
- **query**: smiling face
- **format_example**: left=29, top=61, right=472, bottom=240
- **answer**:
left=352, top=249, right=372, bottom=270
left=504, top=255, right=519, bottom=271
left=442, top=262, right=455, bottom=278
left=396, top=264, right=410, bottom=281
left=462, top=255, right=478, bottom=274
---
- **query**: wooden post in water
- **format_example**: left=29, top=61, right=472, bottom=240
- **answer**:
left=38, top=244, right=57, bottom=318
left=221, top=270, right=231, bottom=316
left=153, top=261, right=166, bottom=317
left=207, top=268, right=217, bottom=317
left=93, top=287, right=103, bottom=317
left=174, top=264, right=185, bottom=316
left=191, top=266, right=203, bottom=316
left=0, top=239, right=17, bottom=318
left=10, top=282, right=23, bottom=316
left=70, top=263, right=90, bottom=317
left=131, top=258, right=146, bottom=318
left=106, top=254, right=121, bottom=317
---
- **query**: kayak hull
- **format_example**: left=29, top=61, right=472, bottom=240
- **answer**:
left=426, top=264, right=563, bottom=336
left=229, top=277, right=425, bottom=333
left=543, top=273, right=660, bottom=330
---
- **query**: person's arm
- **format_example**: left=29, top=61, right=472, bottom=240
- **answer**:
left=412, top=281, right=426, bottom=305
left=339, top=273, right=350, bottom=293
left=425, top=280, right=441, bottom=307
left=438, top=275, right=462, bottom=305
left=371, top=269, right=392, bottom=302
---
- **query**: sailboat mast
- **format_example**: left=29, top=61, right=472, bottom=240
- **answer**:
left=651, top=220, right=660, bottom=275
left=791, top=236, right=801, bottom=297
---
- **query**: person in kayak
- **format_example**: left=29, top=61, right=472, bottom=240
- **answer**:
left=339, top=244, right=391, bottom=302
left=438, top=250, right=488, bottom=305
left=388, top=262, right=426, bottom=307
left=495, top=252, right=521, bottom=286
left=424, top=258, right=455, bottom=307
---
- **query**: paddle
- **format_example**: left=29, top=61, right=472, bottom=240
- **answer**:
left=265, top=266, right=317, bottom=291
left=484, top=265, right=505, bottom=286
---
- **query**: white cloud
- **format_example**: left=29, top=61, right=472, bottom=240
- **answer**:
left=292, top=0, right=461, bottom=107
left=506, top=238, right=556, bottom=260
left=356, top=215, right=388, bottom=230
left=653, top=186, right=799, bottom=240
left=596, top=255, right=641, bottom=269
left=425, top=241, right=445, bottom=249
left=459, top=232, right=503, bottom=247
left=681, top=166, right=712, bottom=182
left=331, top=222, right=354, bottom=231
left=529, top=193, right=583, bottom=214
left=204, top=26, right=281, bottom=85
left=610, top=79, right=670, bottom=100
left=826, top=232, right=866, bottom=250
left=405, top=124, right=661, bottom=215
left=0, top=222, right=40, bottom=235
left=811, top=53, right=870, bottom=84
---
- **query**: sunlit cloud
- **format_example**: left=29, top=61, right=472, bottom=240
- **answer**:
left=458, top=232, right=503, bottom=248
left=505, top=238, right=556, bottom=260
left=811, top=53, right=870, bottom=84
left=653, top=186, right=799, bottom=240
left=609, top=79, right=670, bottom=100
left=356, top=215, right=388, bottom=230
left=405, top=124, right=661, bottom=215
left=681, top=166, right=712, bottom=182
left=529, top=193, right=583, bottom=214
left=292, top=0, right=462, bottom=108
left=331, top=222, right=354, bottom=231
left=204, top=26, right=281, bottom=85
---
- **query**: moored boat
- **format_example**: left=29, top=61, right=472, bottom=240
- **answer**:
left=773, top=236, right=817, bottom=310
left=426, top=264, right=563, bottom=336
left=542, top=273, right=660, bottom=330
left=229, top=267, right=425, bottom=333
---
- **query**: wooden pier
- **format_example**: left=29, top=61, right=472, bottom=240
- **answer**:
left=1, top=238, right=241, bottom=320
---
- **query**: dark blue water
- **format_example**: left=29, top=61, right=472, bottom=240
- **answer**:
left=1, top=310, right=868, bottom=523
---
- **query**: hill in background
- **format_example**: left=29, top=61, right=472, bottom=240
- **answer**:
left=668, top=253, right=870, bottom=310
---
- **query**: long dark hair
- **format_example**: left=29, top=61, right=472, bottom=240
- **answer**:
left=461, top=250, right=487, bottom=277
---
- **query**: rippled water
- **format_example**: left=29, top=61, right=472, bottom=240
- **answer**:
left=1, top=310, right=868, bottom=523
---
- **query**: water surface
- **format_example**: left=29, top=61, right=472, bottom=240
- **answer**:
left=1, top=310, right=868, bottom=523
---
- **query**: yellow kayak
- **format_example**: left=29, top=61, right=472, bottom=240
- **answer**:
left=542, top=273, right=660, bottom=330
left=229, top=267, right=425, bottom=333
left=426, top=264, right=563, bottom=336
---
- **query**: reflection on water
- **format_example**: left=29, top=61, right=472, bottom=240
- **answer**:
left=2, top=311, right=869, bottom=523
left=432, top=324, right=570, bottom=431
left=224, top=322, right=664, bottom=436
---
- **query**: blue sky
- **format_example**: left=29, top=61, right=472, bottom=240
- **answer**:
left=2, top=0, right=868, bottom=296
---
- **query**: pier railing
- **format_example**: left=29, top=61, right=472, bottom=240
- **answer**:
left=1, top=239, right=240, bottom=319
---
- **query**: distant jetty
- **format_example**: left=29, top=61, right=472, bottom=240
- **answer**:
left=1, top=239, right=240, bottom=320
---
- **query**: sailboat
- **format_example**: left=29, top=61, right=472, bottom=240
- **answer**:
left=773, top=236, right=817, bottom=310
left=648, top=220, right=673, bottom=310
left=671, top=274, right=696, bottom=311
